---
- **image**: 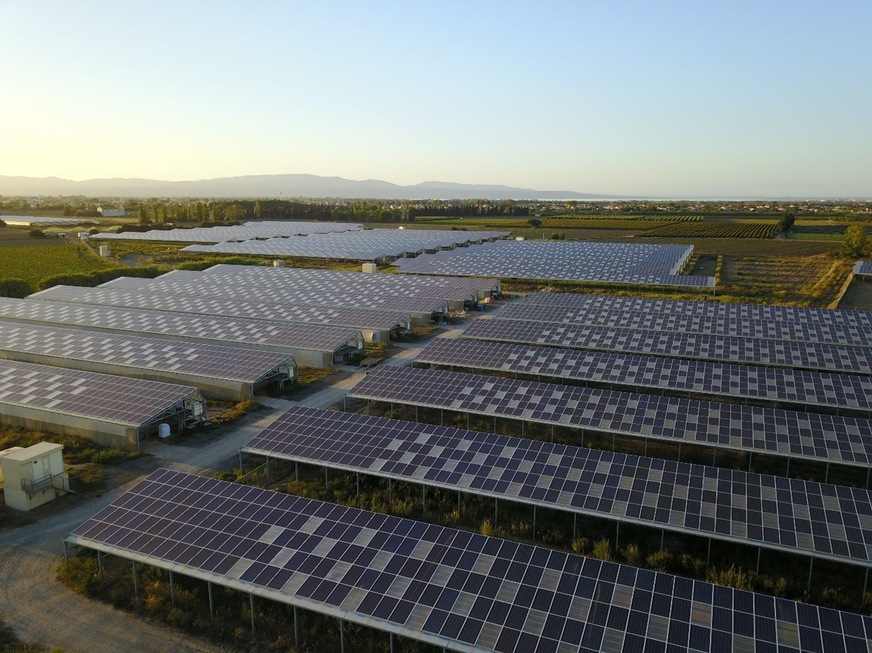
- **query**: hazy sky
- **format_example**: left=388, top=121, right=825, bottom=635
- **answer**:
left=2, top=1, right=870, bottom=197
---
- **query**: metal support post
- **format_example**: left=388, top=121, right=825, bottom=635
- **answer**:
left=169, top=570, right=175, bottom=607
left=660, top=529, right=665, bottom=552
left=494, top=498, right=498, bottom=527
left=532, top=506, right=537, bottom=540
left=388, top=479, right=392, bottom=512
left=295, top=461, right=299, bottom=482
left=250, top=593, right=255, bottom=632
left=294, top=606, right=299, bottom=649
left=706, top=539, right=712, bottom=567
left=356, top=473, right=360, bottom=499
left=208, top=581, right=214, bottom=622
left=97, top=551, right=103, bottom=585
left=325, top=466, right=329, bottom=489
left=340, top=619, right=345, bottom=653
left=806, top=558, right=814, bottom=595
left=756, top=548, right=762, bottom=575
left=238, top=451, right=243, bottom=473
left=62, top=540, right=69, bottom=563
left=422, top=485, right=427, bottom=514
left=390, top=632, right=395, bottom=653
left=132, top=561, right=138, bottom=598
left=265, top=457, right=270, bottom=485
left=573, top=514, right=577, bottom=541
left=615, top=522, right=620, bottom=550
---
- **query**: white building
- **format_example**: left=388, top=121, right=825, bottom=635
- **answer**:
left=0, top=442, right=70, bottom=512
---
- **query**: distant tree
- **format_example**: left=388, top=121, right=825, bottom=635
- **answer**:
left=138, top=204, right=151, bottom=224
left=777, top=211, right=795, bottom=234
left=841, top=224, right=867, bottom=259
left=528, top=218, right=543, bottom=229
left=223, top=204, right=244, bottom=222
left=253, top=200, right=263, bottom=220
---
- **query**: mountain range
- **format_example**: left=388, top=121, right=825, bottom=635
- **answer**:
left=0, top=174, right=613, bottom=201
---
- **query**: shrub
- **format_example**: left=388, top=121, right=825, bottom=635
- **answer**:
left=571, top=537, right=589, bottom=555
left=646, top=549, right=674, bottom=573
left=590, top=538, right=613, bottom=562
left=479, top=519, right=494, bottom=537
left=622, top=543, right=642, bottom=567
left=57, top=556, right=100, bottom=596
left=706, top=564, right=754, bottom=591
left=0, top=278, right=34, bottom=298
left=90, top=448, right=138, bottom=465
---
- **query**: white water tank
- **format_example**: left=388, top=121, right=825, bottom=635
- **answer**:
left=158, top=423, right=171, bottom=439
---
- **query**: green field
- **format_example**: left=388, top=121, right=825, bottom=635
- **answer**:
left=0, top=242, right=121, bottom=285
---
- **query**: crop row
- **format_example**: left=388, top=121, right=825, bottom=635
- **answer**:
left=640, top=221, right=780, bottom=238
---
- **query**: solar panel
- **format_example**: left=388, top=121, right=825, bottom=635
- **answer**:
left=393, top=240, right=715, bottom=287
left=500, top=295, right=872, bottom=348
left=853, top=261, right=872, bottom=276
left=347, top=366, right=872, bottom=469
left=0, top=298, right=363, bottom=354
left=462, top=318, right=872, bottom=374
left=0, top=319, right=295, bottom=385
left=244, top=405, right=872, bottom=568
left=181, top=229, right=510, bottom=261
left=67, top=468, right=872, bottom=652
left=415, top=337, right=872, bottom=415
left=30, top=285, right=412, bottom=332
left=0, top=359, right=201, bottom=427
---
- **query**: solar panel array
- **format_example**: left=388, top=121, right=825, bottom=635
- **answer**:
left=393, top=240, right=715, bottom=287
left=504, top=294, right=872, bottom=347
left=30, top=285, right=412, bottom=332
left=200, top=264, right=501, bottom=300
left=93, top=221, right=362, bottom=242
left=182, top=229, right=510, bottom=261
left=0, top=215, right=96, bottom=226
left=68, top=468, right=872, bottom=653
left=346, top=366, right=872, bottom=468
left=415, top=337, right=872, bottom=414
left=0, top=359, right=200, bottom=426
left=0, top=319, right=295, bottom=384
left=0, top=298, right=363, bottom=354
left=245, top=406, right=872, bottom=567
left=462, top=318, right=872, bottom=374
left=525, top=292, right=872, bottom=326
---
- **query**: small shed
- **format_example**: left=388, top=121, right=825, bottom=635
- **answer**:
left=1, top=442, right=70, bottom=512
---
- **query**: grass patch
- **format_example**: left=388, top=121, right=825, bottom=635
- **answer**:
left=212, top=400, right=265, bottom=425
left=0, top=242, right=120, bottom=286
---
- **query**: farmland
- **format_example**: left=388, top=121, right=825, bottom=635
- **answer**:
left=639, top=220, right=779, bottom=238
left=0, top=243, right=121, bottom=286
